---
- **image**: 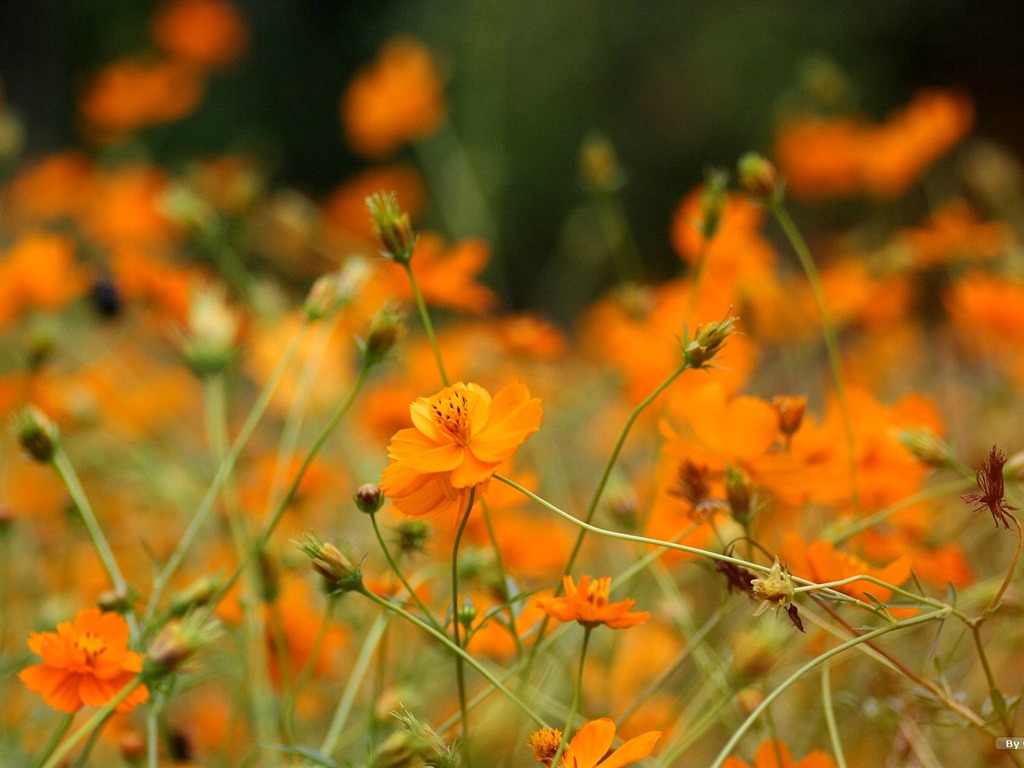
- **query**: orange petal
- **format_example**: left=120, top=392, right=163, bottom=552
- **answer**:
left=566, top=718, right=616, bottom=768
left=599, top=730, right=662, bottom=768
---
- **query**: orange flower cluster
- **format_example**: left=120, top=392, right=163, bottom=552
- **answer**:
left=775, top=89, right=974, bottom=199
left=18, top=608, right=149, bottom=714
left=379, top=380, right=542, bottom=518
left=536, top=575, right=651, bottom=630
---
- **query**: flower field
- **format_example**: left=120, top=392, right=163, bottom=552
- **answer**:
left=2, top=2, right=1024, bottom=767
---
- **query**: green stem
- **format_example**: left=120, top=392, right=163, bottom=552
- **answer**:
left=29, top=713, right=74, bottom=768
left=971, top=623, right=1012, bottom=734
left=708, top=609, right=949, bottom=768
left=41, top=679, right=145, bottom=768
left=402, top=262, right=449, bottom=387
left=320, top=614, right=389, bottom=756
left=282, top=598, right=337, bottom=743
left=769, top=200, right=860, bottom=512
left=357, top=586, right=548, bottom=729
left=976, top=513, right=1023, bottom=622
left=480, top=498, right=524, bottom=659
left=452, top=489, right=477, bottom=750
left=822, top=662, right=847, bottom=768
left=144, top=325, right=307, bottom=627
left=369, top=512, right=442, bottom=631
left=52, top=448, right=127, bottom=596
left=551, top=627, right=593, bottom=768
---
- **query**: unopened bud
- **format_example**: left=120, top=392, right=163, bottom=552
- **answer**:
left=145, top=614, right=222, bottom=678
left=367, top=191, right=417, bottom=264
left=724, top=464, right=753, bottom=525
left=303, top=259, right=371, bottom=322
left=457, top=599, right=478, bottom=631
left=169, top=575, right=220, bottom=616
left=395, top=519, right=430, bottom=557
left=737, top=152, right=783, bottom=204
left=897, top=427, right=953, bottom=468
left=295, top=533, right=363, bottom=595
left=178, top=284, right=240, bottom=377
left=361, top=300, right=406, bottom=367
left=355, top=483, right=386, bottom=514
left=679, top=313, right=738, bottom=369
left=14, top=406, right=59, bottom=463
left=772, top=395, right=807, bottom=438
left=580, top=132, right=625, bottom=193
left=98, top=587, right=133, bottom=614
left=119, top=730, right=146, bottom=764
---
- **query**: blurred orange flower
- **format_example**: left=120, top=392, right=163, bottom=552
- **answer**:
left=380, top=380, right=542, bottom=517
left=536, top=575, right=650, bottom=630
left=723, top=739, right=837, bottom=768
left=0, top=231, right=85, bottom=327
left=528, top=717, right=661, bottom=767
left=2, top=151, right=95, bottom=225
left=18, top=607, right=149, bottom=714
left=781, top=532, right=911, bottom=605
left=151, top=0, right=248, bottom=69
left=775, top=89, right=973, bottom=199
left=342, top=36, right=446, bottom=158
left=897, top=199, right=1010, bottom=268
left=78, top=57, right=206, bottom=139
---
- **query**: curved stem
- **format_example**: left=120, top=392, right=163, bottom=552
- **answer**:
left=708, top=609, right=949, bottom=768
left=770, top=200, right=860, bottom=512
left=452, top=489, right=477, bottom=750
left=822, top=662, right=847, bottom=768
left=29, top=713, right=74, bottom=768
left=369, top=512, right=442, bottom=631
left=402, top=262, right=449, bottom=387
left=357, top=586, right=548, bottom=729
left=551, top=626, right=593, bottom=768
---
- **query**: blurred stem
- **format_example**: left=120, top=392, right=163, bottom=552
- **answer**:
left=369, top=511, right=442, bottom=631
left=480, top=497, right=524, bottom=660
left=41, top=679, right=145, bottom=768
left=686, top=237, right=712, bottom=319
left=69, top=710, right=111, bottom=768
left=145, top=325, right=308, bottom=628
left=205, top=373, right=279, bottom=757
left=971, top=624, right=1013, bottom=735
left=29, top=714, right=73, bottom=768
left=975, top=513, right=1023, bottom=622
left=769, top=200, right=860, bottom=512
left=551, top=627, right=592, bottom=768
left=595, top=189, right=645, bottom=283
left=402, top=261, right=449, bottom=387
left=452, top=488, right=477, bottom=752
left=822, top=662, right=848, bottom=768
left=356, top=586, right=549, bottom=729
left=707, top=609, right=950, bottom=768
left=282, top=597, right=337, bottom=744
left=320, top=614, right=389, bottom=757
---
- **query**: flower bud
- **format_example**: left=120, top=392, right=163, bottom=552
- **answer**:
left=772, top=395, right=807, bottom=438
left=751, top=558, right=796, bottom=617
left=737, top=152, right=783, bottom=204
left=361, top=300, right=407, bottom=367
left=98, top=586, right=134, bottom=614
left=145, top=614, right=222, bottom=678
left=679, top=313, right=738, bottom=370
left=395, top=519, right=430, bottom=557
left=367, top=191, right=417, bottom=264
left=355, top=483, right=386, bottom=514
left=295, top=533, right=363, bottom=595
left=897, top=427, right=953, bottom=468
left=13, top=405, right=59, bottom=463
left=724, top=464, right=753, bottom=525
left=457, top=598, right=478, bottom=632
left=178, top=284, right=241, bottom=377
left=699, top=168, right=729, bottom=241
left=303, top=259, right=372, bottom=322
left=169, top=575, right=220, bottom=616
left=579, top=132, right=625, bottom=193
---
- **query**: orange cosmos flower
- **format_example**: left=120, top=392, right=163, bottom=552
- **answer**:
left=151, top=0, right=249, bottom=70
left=723, top=739, right=837, bottom=768
left=781, top=532, right=911, bottom=606
left=18, top=607, right=149, bottom=714
left=536, top=575, right=650, bottom=630
left=528, top=717, right=661, bottom=767
left=342, top=36, right=446, bottom=158
left=379, top=380, right=542, bottom=517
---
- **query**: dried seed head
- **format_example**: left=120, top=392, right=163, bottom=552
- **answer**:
left=751, top=558, right=796, bottom=617
left=367, top=191, right=416, bottom=264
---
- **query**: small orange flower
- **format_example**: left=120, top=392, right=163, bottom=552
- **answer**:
left=529, top=717, right=661, bottom=767
left=536, top=575, right=650, bottom=630
left=723, top=739, right=837, bottom=768
left=18, top=607, right=149, bottom=714
left=151, top=0, right=249, bottom=70
left=379, top=380, right=542, bottom=517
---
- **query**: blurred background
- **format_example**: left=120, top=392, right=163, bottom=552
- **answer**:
left=2, top=0, right=1023, bottom=321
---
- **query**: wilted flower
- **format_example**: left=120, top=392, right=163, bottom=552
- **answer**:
left=962, top=445, right=1019, bottom=529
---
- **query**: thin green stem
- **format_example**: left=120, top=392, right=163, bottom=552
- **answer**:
left=708, top=609, right=949, bottom=768
left=52, top=448, right=127, bottom=596
left=480, top=497, right=524, bottom=660
left=320, top=614, right=389, bottom=756
left=971, top=623, right=1012, bottom=734
left=551, top=627, right=593, bottom=768
left=144, top=326, right=307, bottom=627
left=452, top=489, right=477, bottom=751
left=41, top=678, right=145, bottom=768
left=29, top=713, right=74, bottom=768
left=282, top=598, right=337, bottom=743
left=402, top=262, right=449, bottom=387
left=770, top=200, right=860, bottom=512
left=369, top=512, right=442, bottom=631
left=357, top=586, right=548, bottom=729
left=975, top=513, right=1023, bottom=622
left=822, top=662, right=848, bottom=768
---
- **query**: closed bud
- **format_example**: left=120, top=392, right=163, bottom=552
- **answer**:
left=580, top=132, right=625, bottom=193
left=303, top=259, right=371, bottom=322
left=897, top=427, right=953, bottom=468
left=395, top=519, right=430, bottom=557
left=144, top=613, right=222, bottom=679
left=367, top=191, right=417, bottom=264
left=178, top=284, right=240, bottom=377
left=737, top=152, right=783, bottom=204
left=169, top=575, right=220, bottom=616
left=355, top=483, right=386, bottom=514
left=457, top=599, right=478, bottom=631
left=724, top=464, right=753, bottom=525
left=772, top=395, right=807, bottom=438
left=679, top=313, right=738, bottom=370
left=14, top=405, right=59, bottom=463
left=98, top=586, right=134, bottom=614
left=119, top=730, right=146, bottom=765
left=295, top=533, right=363, bottom=595
left=361, top=300, right=407, bottom=367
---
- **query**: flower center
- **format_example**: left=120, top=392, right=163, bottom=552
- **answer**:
left=586, top=577, right=611, bottom=608
left=527, top=727, right=563, bottom=766
left=74, top=632, right=108, bottom=666
left=430, top=390, right=472, bottom=444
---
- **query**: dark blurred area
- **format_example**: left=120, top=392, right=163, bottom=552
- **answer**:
left=2, top=0, right=1024, bottom=319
